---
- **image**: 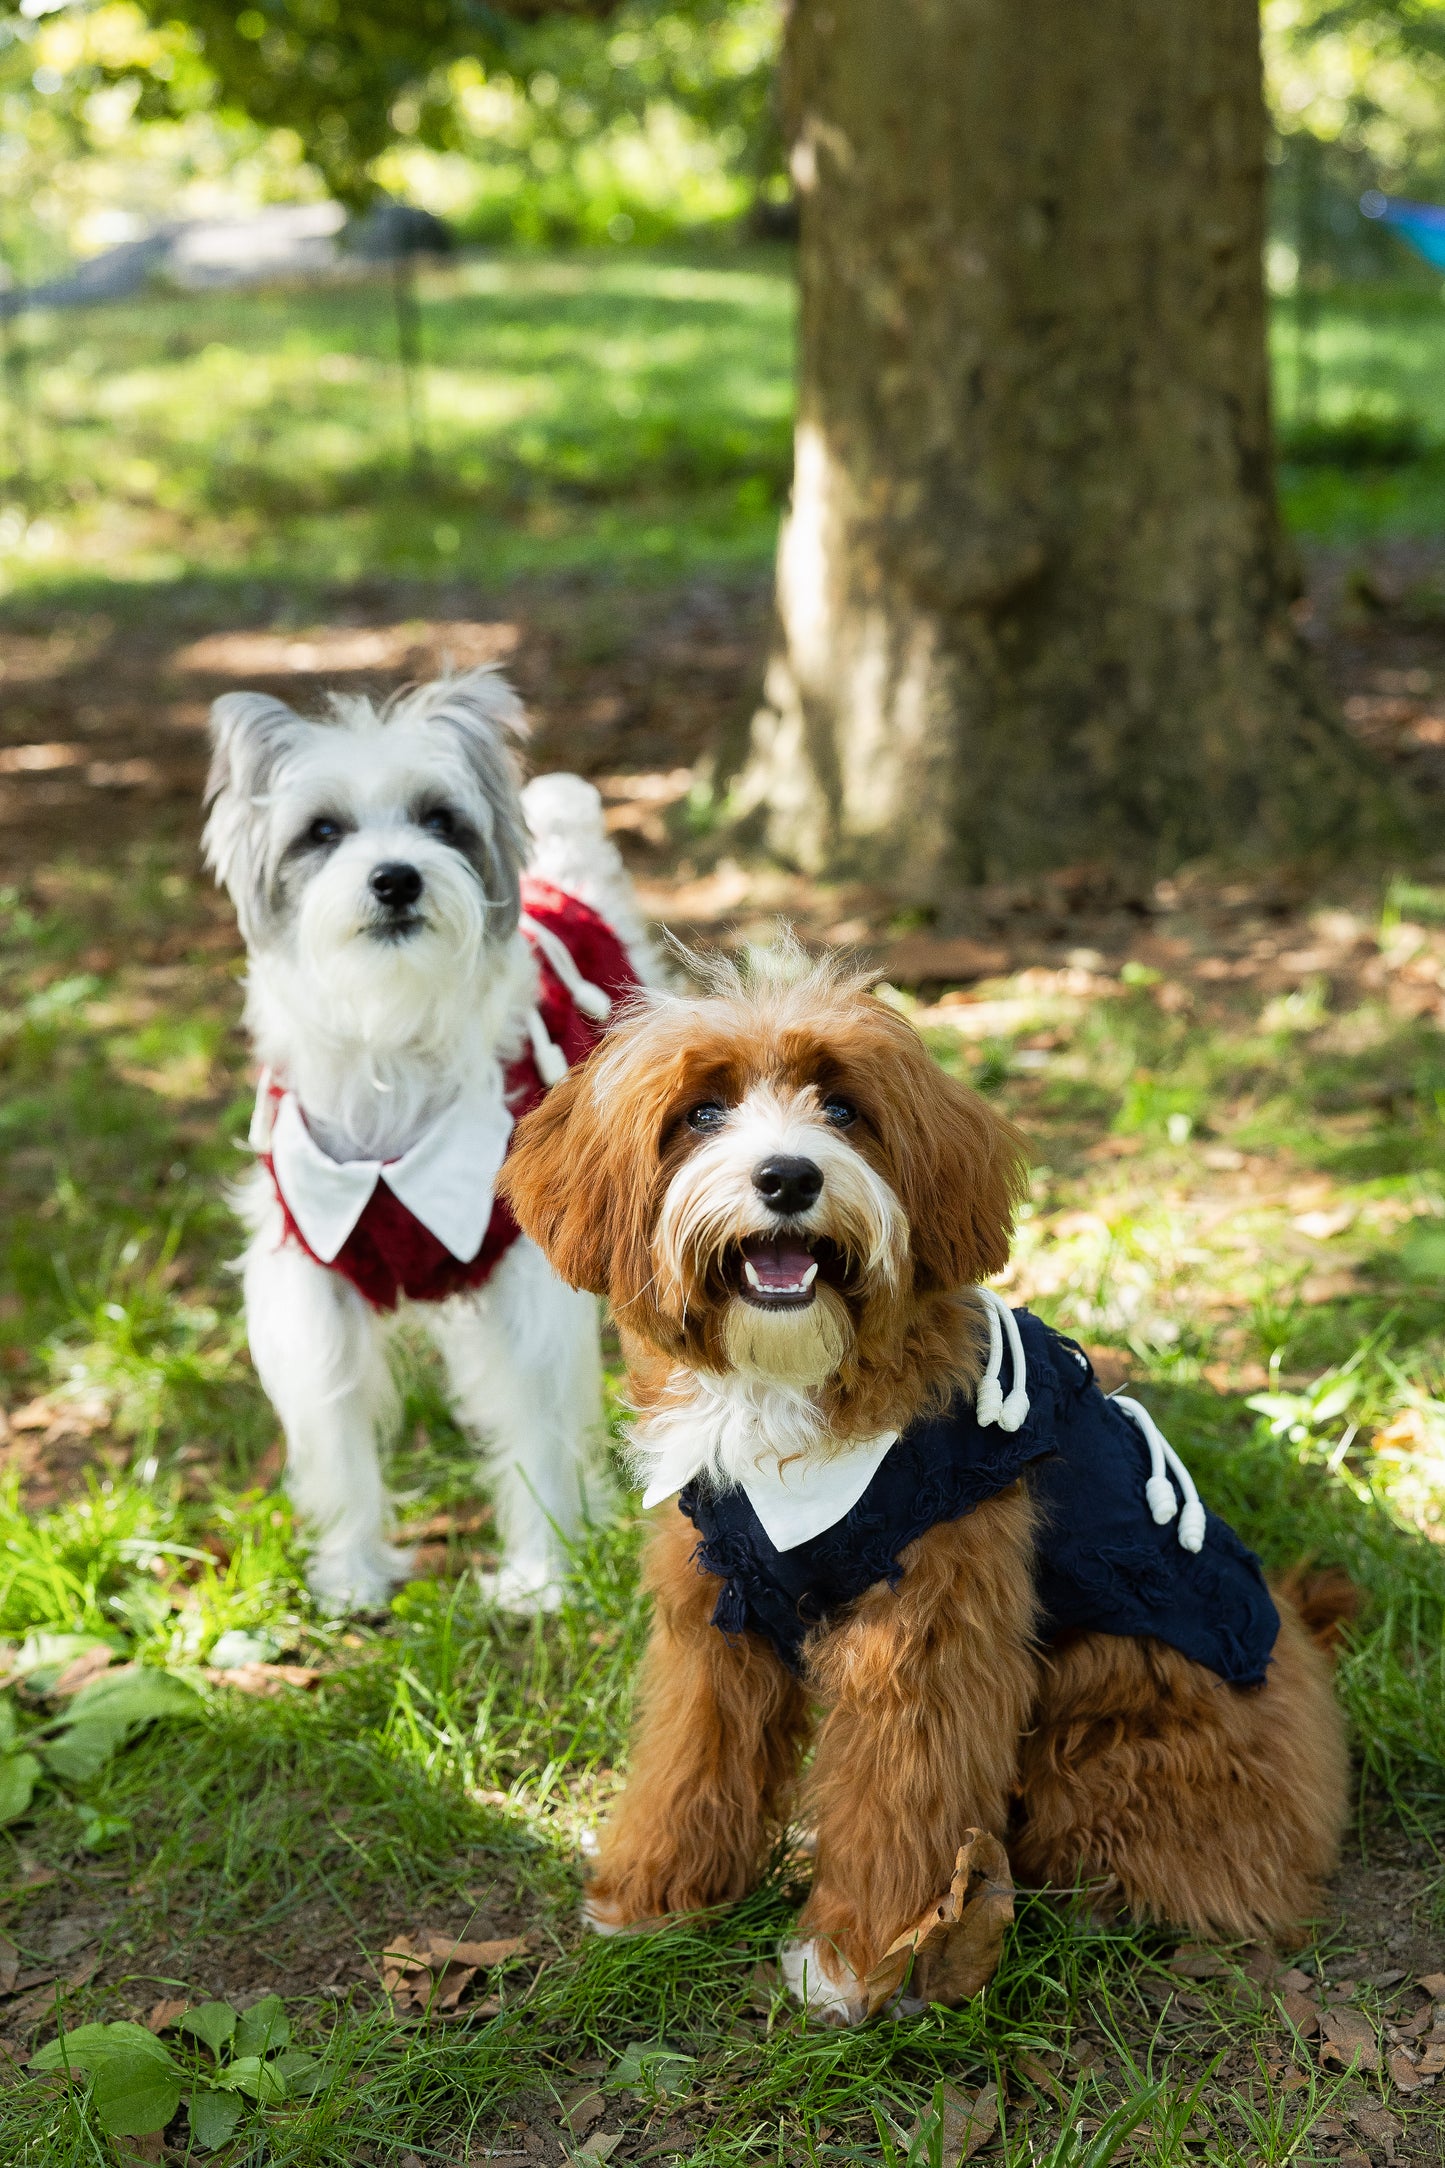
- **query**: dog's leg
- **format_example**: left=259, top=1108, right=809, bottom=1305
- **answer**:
left=586, top=1510, right=809, bottom=1930
left=788, top=1493, right=1039, bottom=2020
left=1012, top=1599, right=1348, bottom=1940
left=430, top=1236, right=609, bottom=1612
left=243, top=1232, right=408, bottom=1613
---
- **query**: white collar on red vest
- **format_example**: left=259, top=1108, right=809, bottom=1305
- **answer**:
left=249, top=1074, right=513, bottom=1266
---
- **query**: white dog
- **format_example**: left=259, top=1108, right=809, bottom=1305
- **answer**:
left=202, top=668, right=652, bottom=1612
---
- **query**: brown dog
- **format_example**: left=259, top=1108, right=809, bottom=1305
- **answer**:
left=500, top=958, right=1348, bottom=2021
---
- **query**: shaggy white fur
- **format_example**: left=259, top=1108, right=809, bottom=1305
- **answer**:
left=206, top=668, right=648, bottom=1613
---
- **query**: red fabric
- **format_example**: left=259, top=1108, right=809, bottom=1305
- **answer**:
left=263, top=879, right=638, bottom=1312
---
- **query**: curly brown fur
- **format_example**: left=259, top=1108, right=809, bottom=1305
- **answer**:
left=502, top=957, right=1351, bottom=2003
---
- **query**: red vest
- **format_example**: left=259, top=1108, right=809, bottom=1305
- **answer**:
left=261, top=878, right=638, bottom=1311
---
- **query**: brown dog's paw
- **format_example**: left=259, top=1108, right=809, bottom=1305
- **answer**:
left=864, top=1828, right=1015, bottom=2018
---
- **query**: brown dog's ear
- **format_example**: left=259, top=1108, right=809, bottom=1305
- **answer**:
left=499, top=1064, right=615, bottom=1296
left=872, top=1014, right=1030, bottom=1292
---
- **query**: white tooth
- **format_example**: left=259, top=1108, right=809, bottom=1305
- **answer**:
left=801, top=1261, right=818, bottom=1288
left=744, top=1260, right=763, bottom=1289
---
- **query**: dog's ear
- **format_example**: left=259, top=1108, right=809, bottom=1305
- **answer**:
left=870, top=1009, right=1029, bottom=1292
left=500, top=1062, right=617, bottom=1297
left=203, top=692, right=306, bottom=941
left=391, top=671, right=530, bottom=941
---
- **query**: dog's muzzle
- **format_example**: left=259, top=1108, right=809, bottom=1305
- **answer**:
left=368, top=860, right=425, bottom=936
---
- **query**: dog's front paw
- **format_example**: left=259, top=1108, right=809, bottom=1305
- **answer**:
left=781, top=1937, right=866, bottom=2026
left=476, top=1559, right=565, bottom=1614
left=580, top=1893, right=664, bottom=1938
left=308, top=1543, right=415, bottom=1616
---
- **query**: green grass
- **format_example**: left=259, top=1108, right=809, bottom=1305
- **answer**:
left=0, top=251, right=795, bottom=596
left=5, top=853, right=1445, bottom=2160
left=2, top=252, right=1445, bottom=604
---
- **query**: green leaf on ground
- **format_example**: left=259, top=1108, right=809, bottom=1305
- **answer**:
left=214, top=2054, right=286, bottom=2103
left=0, top=1752, right=41, bottom=1824
left=187, top=2086, right=244, bottom=2150
left=234, top=1992, right=289, bottom=2057
left=31, top=2022, right=181, bottom=2136
left=179, top=2002, right=237, bottom=2056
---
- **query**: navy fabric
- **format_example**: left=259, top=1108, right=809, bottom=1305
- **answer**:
left=677, top=1308, right=1280, bottom=1687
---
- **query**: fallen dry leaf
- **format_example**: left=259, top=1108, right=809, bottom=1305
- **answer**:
left=1320, top=2006, right=1380, bottom=2073
left=1388, top=2048, right=1427, bottom=2091
left=948, top=2081, right=1000, bottom=2164
left=864, top=1829, right=1013, bottom=2018
left=1169, top=1944, right=1227, bottom=1979
left=577, top=2136, right=621, bottom=2162
left=1351, top=2103, right=1401, bottom=2144
left=1417, top=2042, right=1445, bottom=2076
left=1015, top=2049, right=1062, bottom=2096
left=381, top=1930, right=530, bottom=2011
left=1279, top=1989, right=1321, bottom=2038
left=560, top=2085, right=605, bottom=2135
left=1418, top=1972, right=1445, bottom=1998
left=204, top=1662, right=319, bottom=1695
left=145, top=1997, right=188, bottom=2033
left=1277, top=1967, right=1316, bottom=1996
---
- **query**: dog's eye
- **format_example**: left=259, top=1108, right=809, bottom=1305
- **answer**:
left=686, top=1101, right=728, bottom=1133
left=822, top=1094, right=858, bottom=1128
left=419, top=806, right=456, bottom=840
left=304, top=816, right=344, bottom=848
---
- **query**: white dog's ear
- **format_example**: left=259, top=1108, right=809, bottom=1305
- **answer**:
left=400, top=670, right=530, bottom=941
left=202, top=690, right=306, bottom=941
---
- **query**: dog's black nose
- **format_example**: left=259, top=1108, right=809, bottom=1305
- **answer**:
left=752, top=1155, right=823, bottom=1216
left=370, top=861, right=423, bottom=911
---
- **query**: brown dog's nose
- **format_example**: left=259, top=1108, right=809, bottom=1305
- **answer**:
left=752, top=1156, right=823, bottom=1215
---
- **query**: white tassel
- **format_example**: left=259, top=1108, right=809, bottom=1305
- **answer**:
left=248, top=1067, right=276, bottom=1152
left=1113, top=1394, right=1207, bottom=1554
left=521, top=913, right=613, bottom=1021
left=527, top=1009, right=569, bottom=1088
left=975, top=1288, right=1029, bottom=1431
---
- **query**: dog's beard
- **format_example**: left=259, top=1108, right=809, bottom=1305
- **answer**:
left=721, top=1283, right=853, bottom=1385
left=292, top=843, right=489, bottom=1052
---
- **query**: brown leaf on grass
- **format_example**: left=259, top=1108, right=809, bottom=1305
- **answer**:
left=204, top=1662, right=319, bottom=1695
left=577, top=2136, right=622, bottom=2162
left=1351, top=2103, right=1401, bottom=2144
left=1279, top=1990, right=1321, bottom=2038
left=1418, top=1972, right=1445, bottom=1998
left=945, top=2081, right=1000, bottom=2163
left=560, top=2085, right=605, bottom=2135
left=111, top=2135, right=164, bottom=2165
left=145, top=1997, right=188, bottom=2033
left=1320, top=2006, right=1380, bottom=2073
left=0, top=1934, right=18, bottom=1996
left=1388, top=2048, right=1427, bottom=2091
left=863, top=1829, right=1013, bottom=2018
left=1015, top=2050, right=1062, bottom=2098
left=1277, top=1967, right=1316, bottom=1996
left=381, top=1930, right=530, bottom=2011
left=1169, top=1944, right=1227, bottom=1979
left=1416, top=2042, right=1445, bottom=2076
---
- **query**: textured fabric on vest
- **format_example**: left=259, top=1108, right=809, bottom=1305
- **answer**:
left=677, top=1309, right=1280, bottom=1686
left=263, top=878, right=638, bottom=1312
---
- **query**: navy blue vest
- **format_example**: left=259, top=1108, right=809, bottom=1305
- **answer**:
left=677, top=1309, right=1279, bottom=1686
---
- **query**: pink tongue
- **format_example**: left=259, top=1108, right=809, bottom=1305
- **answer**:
left=743, top=1238, right=815, bottom=1291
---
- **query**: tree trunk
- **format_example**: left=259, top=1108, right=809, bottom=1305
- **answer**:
left=733, top=0, right=1396, bottom=898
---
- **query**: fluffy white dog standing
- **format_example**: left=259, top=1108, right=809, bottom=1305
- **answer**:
left=202, top=667, right=651, bottom=1612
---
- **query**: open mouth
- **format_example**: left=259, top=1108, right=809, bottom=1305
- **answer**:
left=735, top=1234, right=831, bottom=1310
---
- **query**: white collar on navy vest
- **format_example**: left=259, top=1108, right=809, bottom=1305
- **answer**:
left=250, top=1075, right=513, bottom=1266
left=643, top=1428, right=900, bottom=1553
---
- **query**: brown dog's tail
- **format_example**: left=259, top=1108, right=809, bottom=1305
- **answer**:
left=1277, top=1563, right=1361, bottom=1658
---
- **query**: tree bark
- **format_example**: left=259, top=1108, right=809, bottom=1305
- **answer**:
left=733, top=0, right=1396, bottom=898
